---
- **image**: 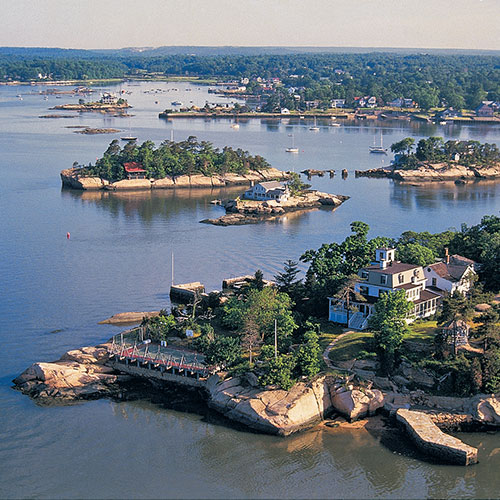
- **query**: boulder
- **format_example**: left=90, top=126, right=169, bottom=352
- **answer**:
left=211, top=176, right=226, bottom=187
left=152, top=177, right=175, bottom=189
left=206, top=375, right=335, bottom=435
left=12, top=345, right=126, bottom=401
left=60, top=168, right=108, bottom=190
left=468, top=394, right=500, bottom=425
left=189, top=175, right=213, bottom=187
left=331, top=388, right=384, bottom=421
left=109, top=179, right=152, bottom=190
left=173, top=175, right=191, bottom=187
left=399, top=361, right=435, bottom=389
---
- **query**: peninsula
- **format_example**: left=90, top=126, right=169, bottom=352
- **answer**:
left=12, top=214, right=500, bottom=465
left=61, top=137, right=290, bottom=191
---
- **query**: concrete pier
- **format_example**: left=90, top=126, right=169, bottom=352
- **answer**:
left=396, top=408, right=478, bottom=465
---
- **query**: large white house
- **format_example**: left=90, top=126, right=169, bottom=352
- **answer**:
left=244, top=181, right=290, bottom=202
left=424, top=251, right=477, bottom=295
left=328, top=247, right=441, bottom=330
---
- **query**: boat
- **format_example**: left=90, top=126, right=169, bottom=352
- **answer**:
left=330, top=122, right=341, bottom=127
left=309, top=117, right=319, bottom=131
left=369, top=132, right=387, bottom=154
left=286, top=134, right=299, bottom=153
left=231, top=123, right=240, bottom=129
left=171, top=101, right=183, bottom=106
left=121, top=136, right=137, bottom=141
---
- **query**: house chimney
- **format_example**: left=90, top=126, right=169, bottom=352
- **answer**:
left=445, top=247, right=450, bottom=265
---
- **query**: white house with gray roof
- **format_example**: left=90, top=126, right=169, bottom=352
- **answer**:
left=329, top=247, right=441, bottom=330
left=244, top=181, right=290, bottom=202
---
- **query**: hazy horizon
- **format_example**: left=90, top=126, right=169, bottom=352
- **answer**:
left=1, top=0, right=499, bottom=52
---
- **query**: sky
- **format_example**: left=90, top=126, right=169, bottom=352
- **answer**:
left=0, top=0, right=499, bottom=51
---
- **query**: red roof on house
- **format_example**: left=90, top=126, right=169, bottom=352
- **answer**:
left=123, top=162, right=146, bottom=173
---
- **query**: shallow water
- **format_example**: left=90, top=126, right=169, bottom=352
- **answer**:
left=1, top=81, right=499, bottom=498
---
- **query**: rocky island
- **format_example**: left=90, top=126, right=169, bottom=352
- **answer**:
left=357, top=137, right=500, bottom=182
left=61, top=137, right=290, bottom=191
left=201, top=189, right=349, bottom=226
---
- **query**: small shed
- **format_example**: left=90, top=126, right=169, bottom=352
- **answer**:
left=123, top=162, right=147, bottom=180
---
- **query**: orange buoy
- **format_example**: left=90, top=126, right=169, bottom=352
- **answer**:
left=66, top=232, right=70, bottom=239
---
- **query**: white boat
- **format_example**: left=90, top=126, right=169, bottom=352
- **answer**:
left=286, top=134, right=299, bottom=153
left=309, top=117, right=319, bottom=131
left=369, top=132, right=387, bottom=154
left=231, top=123, right=240, bottom=129
left=330, top=122, right=341, bottom=127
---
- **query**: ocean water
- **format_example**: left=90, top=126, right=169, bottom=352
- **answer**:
left=1, top=81, right=499, bottom=499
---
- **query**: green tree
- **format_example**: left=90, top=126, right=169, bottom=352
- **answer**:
left=259, top=354, right=296, bottom=390
left=397, top=242, right=435, bottom=266
left=205, top=336, right=241, bottom=368
left=368, top=290, right=413, bottom=374
left=295, top=329, right=321, bottom=378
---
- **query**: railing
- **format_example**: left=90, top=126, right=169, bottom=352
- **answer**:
left=108, top=337, right=210, bottom=378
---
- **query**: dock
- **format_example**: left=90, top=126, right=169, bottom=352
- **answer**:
left=170, top=282, right=205, bottom=302
left=396, top=408, right=478, bottom=465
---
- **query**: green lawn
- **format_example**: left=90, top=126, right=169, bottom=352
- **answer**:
left=405, top=320, right=438, bottom=344
left=328, top=331, right=374, bottom=362
left=316, top=320, right=345, bottom=351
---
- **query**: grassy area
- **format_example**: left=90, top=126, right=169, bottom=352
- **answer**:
left=405, top=320, right=438, bottom=344
left=328, top=331, right=374, bottom=363
left=316, top=319, right=345, bottom=351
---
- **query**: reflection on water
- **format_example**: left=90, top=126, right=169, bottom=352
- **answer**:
left=391, top=180, right=500, bottom=214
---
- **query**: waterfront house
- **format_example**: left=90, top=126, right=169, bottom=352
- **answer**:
left=437, top=107, right=461, bottom=120
left=123, top=162, right=147, bottom=180
left=100, top=92, right=118, bottom=105
left=424, top=250, right=477, bottom=295
left=328, top=247, right=441, bottom=330
left=244, top=181, right=290, bottom=202
left=475, top=102, right=495, bottom=117
left=389, top=97, right=417, bottom=108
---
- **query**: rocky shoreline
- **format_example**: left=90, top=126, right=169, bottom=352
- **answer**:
left=200, top=191, right=349, bottom=226
left=355, top=162, right=500, bottom=182
left=60, top=166, right=290, bottom=191
left=12, top=343, right=499, bottom=465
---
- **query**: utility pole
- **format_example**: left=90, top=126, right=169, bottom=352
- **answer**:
left=274, top=319, right=278, bottom=360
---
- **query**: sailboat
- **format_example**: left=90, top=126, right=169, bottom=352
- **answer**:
left=309, top=117, right=319, bottom=132
left=285, top=134, right=299, bottom=153
left=121, top=116, right=137, bottom=141
left=369, top=132, right=387, bottom=154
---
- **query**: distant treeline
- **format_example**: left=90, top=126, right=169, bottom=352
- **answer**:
left=81, top=137, right=270, bottom=182
left=391, top=137, right=500, bottom=169
left=2, top=52, right=499, bottom=110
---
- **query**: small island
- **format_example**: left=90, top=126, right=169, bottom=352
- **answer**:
left=52, top=92, right=130, bottom=113
left=357, top=137, right=500, bottom=181
left=201, top=174, right=349, bottom=226
left=61, top=137, right=290, bottom=190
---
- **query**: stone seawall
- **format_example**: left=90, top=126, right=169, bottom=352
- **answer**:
left=396, top=409, right=478, bottom=465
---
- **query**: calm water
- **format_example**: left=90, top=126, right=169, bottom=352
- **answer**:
left=1, top=81, right=499, bottom=499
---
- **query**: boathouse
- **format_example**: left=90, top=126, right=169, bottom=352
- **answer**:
left=244, top=181, right=290, bottom=202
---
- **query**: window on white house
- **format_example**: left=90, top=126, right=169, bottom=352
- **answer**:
left=398, top=274, right=404, bottom=284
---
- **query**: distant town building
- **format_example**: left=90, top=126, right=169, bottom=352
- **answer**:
left=354, top=96, right=377, bottom=108
left=244, top=181, right=290, bottom=202
left=280, top=108, right=291, bottom=115
left=331, top=99, right=346, bottom=108
left=476, top=101, right=495, bottom=117
left=389, top=97, right=417, bottom=108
